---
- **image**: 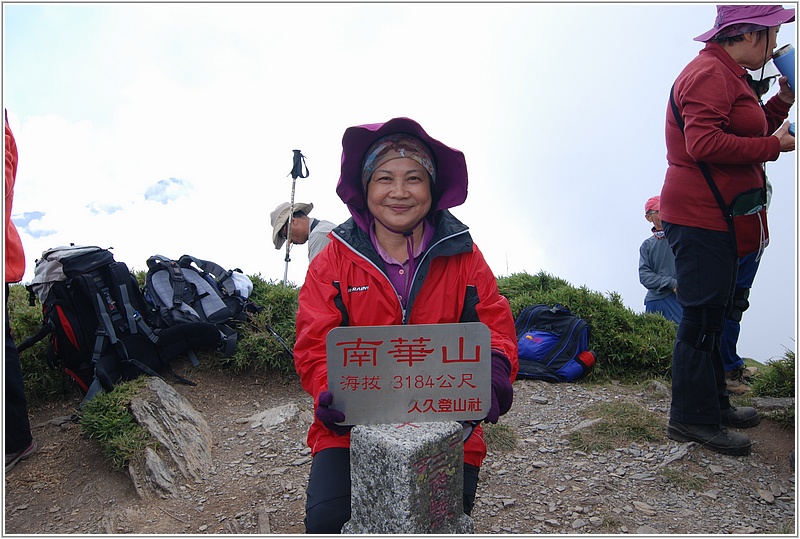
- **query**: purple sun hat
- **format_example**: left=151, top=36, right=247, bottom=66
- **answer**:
left=336, top=117, right=468, bottom=230
left=694, top=4, right=795, bottom=42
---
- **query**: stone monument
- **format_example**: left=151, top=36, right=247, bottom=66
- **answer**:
left=342, top=421, right=474, bottom=534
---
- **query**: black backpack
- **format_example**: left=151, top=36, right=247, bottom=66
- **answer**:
left=18, top=245, right=220, bottom=405
left=143, top=254, right=251, bottom=357
left=514, top=303, right=595, bottom=382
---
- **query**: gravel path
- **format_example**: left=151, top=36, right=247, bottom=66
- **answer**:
left=4, top=370, right=795, bottom=534
left=473, top=379, right=795, bottom=535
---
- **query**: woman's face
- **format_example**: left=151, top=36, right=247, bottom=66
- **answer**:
left=745, top=25, right=781, bottom=70
left=366, top=157, right=433, bottom=232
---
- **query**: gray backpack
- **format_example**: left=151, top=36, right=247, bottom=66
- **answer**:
left=143, top=255, right=250, bottom=357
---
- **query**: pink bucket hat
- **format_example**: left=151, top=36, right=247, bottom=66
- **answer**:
left=645, top=196, right=660, bottom=214
left=694, top=4, right=795, bottom=42
left=336, top=117, right=468, bottom=231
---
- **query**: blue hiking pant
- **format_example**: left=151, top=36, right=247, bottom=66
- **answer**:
left=645, top=293, right=684, bottom=325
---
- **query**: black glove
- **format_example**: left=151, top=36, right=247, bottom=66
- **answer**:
left=486, top=354, right=513, bottom=424
left=315, top=391, right=351, bottom=435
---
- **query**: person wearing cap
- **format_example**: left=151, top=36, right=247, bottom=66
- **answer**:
left=293, top=117, right=518, bottom=532
left=659, top=4, right=795, bottom=456
left=269, top=201, right=335, bottom=262
left=638, top=196, right=682, bottom=325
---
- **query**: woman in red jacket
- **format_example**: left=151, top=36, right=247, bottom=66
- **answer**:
left=294, top=117, right=518, bottom=533
left=660, top=5, right=795, bottom=456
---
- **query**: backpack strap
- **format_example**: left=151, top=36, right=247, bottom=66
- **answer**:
left=107, top=262, right=141, bottom=334
left=217, top=324, right=238, bottom=357
left=16, top=323, right=53, bottom=354
left=669, top=84, right=732, bottom=221
left=81, top=263, right=162, bottom=371
left=178, top=255, right=240, bottom=297
left=147, top=255, right=187, bottom=310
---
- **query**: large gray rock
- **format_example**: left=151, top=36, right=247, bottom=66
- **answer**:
left=127, top=377, right=213, bottom=498
left=751, top=396, right=794, bottom=412
left=343, top=421, right=474, bottom=534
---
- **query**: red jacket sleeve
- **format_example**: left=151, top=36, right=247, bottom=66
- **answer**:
left=5, top=120, right=25, bottom=283
left=470, top=244, right=519, bottom=383
left=294, top=245, right=342, bottom=402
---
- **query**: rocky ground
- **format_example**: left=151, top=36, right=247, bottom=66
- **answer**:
left=4, top=367, right=795, bottom=535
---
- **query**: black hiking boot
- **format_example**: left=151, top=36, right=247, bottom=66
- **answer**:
left=666, top=421, right=751, bottom=456
left=721, top=405, right=761, bottom=428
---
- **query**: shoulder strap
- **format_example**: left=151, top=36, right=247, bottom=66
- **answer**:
left=669, top=85, right=731, bottom=221
left=148, top=255, right=186, bottom=309
left=178, top=255, right=239, bottom=297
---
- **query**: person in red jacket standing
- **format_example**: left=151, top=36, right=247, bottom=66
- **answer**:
left=294, top=117, right=518, bottom=532
left=660, top=5, right=795, bottom=456
left=5, top=111, right=37, bottom=471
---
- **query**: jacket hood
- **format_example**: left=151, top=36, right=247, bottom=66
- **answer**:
left=336, top=117, right=468, bottom=231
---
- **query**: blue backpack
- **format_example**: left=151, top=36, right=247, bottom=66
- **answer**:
left=514, top=303, right=595, bottom=382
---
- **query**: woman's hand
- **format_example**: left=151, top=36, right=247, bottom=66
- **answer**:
left=774, top=121, right=796, bottom=153
left=316, top=391, right=351, bottom=435
left=777, top=76, right=795, bottom=104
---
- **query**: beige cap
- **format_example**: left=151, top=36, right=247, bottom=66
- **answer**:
left=270, top=202, right=313, bottom=249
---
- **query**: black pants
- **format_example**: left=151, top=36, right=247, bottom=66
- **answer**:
left=5, top=284, right=33, bottom=453
left=663, top=223, right=737, bottom=425
left=304, top=447, right=480, bottom=534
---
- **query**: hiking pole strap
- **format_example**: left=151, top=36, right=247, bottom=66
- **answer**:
left=290, top=149, right=309, bottom=179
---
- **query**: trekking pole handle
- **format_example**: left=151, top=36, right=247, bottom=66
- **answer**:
left=290, top=150, right=309, bottom=180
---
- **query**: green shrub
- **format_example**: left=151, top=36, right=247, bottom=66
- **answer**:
left=78, top=377, right=153, bottom=469
left=13, top=269, right=795, bottom=408
left=229, top=275, right=298, bottom=374
left=750, top=350, right=795, bottom=429
left=751, top=349, right=795, bottom=398
left=498, top=271, right=676, bottom=382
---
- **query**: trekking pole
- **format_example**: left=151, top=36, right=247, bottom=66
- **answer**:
left=265, top=322, right=294, bottom=359
left=283, top=149, right=309, bottom=286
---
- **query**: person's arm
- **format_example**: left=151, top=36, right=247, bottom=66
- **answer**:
left=470, top=245, right=518, bottom=381
left=679, top=69, right=781, bottom=165
left=639, top=241, right=676, bottom=292
left=294, top=251, right=341, bottom=401
left=468, top=245, right=518, bottom=423
left=764, top=76, right=794, bottom=134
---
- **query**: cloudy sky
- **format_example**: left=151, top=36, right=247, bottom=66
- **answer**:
left=3, top=3, right=796, bottom=364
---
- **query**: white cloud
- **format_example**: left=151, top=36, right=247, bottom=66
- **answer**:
left=143, top=178, right=194, bottom=205
left=4, top=3, right=796, bottom=361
